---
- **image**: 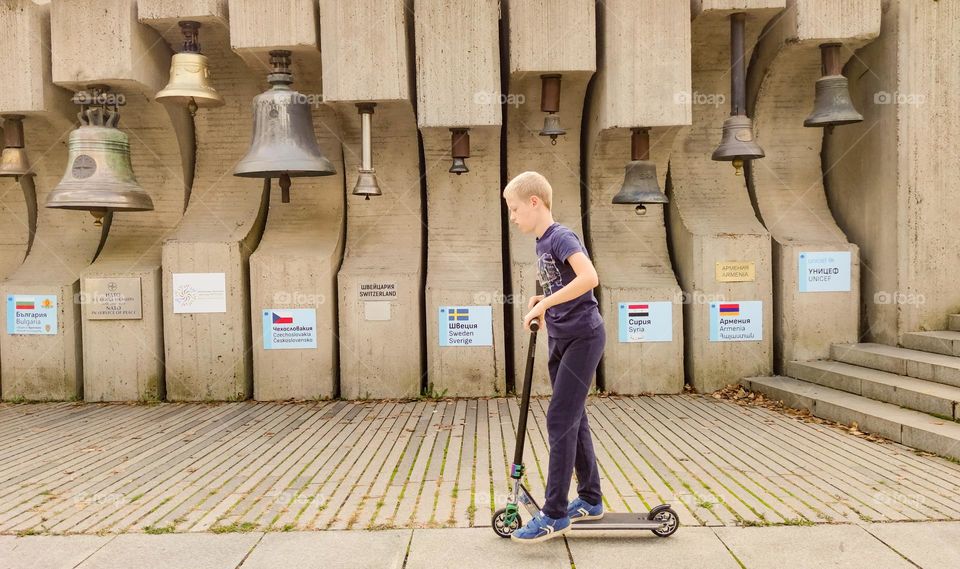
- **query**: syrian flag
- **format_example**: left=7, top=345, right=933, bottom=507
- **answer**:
left=627, top=304, right=649, bottom=317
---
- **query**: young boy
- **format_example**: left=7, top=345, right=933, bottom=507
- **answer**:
left=502, top=171, right=605, bottom=543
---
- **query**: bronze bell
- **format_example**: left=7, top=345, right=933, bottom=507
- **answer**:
left=804, top=44, right=862, bottom=128
left=234, top=50, right=336, bottom=203
left=352, top=103, right=381, bottom=199
left=449, top=128, right=469, bottom=175
left=712, top=115, right=765, bottom=165
left=156, top=21, right=224, bottom=116
left=0, top=115, right=33, bottom=180
left=612, top=128, right=667, bottom=213
left=539, top=74, right=565, bottom=144
left=46, top=88, right=154, bottom=224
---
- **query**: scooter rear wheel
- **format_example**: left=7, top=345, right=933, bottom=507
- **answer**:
left=492, top=508, right=521, bottom=538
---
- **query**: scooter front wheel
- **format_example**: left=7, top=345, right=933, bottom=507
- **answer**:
left=492, top=508, right=521, bottom=538
left=648, top=505, right=679, bottom=537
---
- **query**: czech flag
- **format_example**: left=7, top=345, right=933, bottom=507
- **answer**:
left=272, top=311, right=294, bottom=324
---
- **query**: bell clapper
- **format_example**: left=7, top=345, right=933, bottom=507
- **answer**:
left=188, top=98, right=198, bottom=117
left=90, top=209, right=106, bottom=226
left=635, top=205, right=647, bottom=216
left=733, top=158, right=744, bottom=176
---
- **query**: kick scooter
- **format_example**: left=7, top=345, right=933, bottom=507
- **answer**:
left=492, top=316, right=680, bottom=538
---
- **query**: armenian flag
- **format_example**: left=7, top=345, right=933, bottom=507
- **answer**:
left=719, top=303, right=740, bottom=316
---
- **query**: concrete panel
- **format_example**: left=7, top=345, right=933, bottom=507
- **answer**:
left=667, top=4, right=784, bottom=392
left=416, top=1, right=505, bottom=396
left=242, top=530, right=411, bottom=569
left=505, top=0, right=594, bottom=395
left=48, top=0, right=194, bottom=402
left=746, top=1, right=879, bottom=369
left=236, top=6, right=345, bottom=402
left=323, top=1, right=423, bottom=399
left=583, top=1, right=689, bottom=394
left=422, top=126, right=505, bottom=396
left=0, top=0, right=101, bottom=401
left=159, top=19, right=269, bottom=401
left=826, top=0, right=960, bottom=343
left=138, top=0, right=227, bottom=25
left=414, top=0, right=500, bottom=129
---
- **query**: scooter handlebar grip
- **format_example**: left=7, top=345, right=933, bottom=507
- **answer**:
left=530, top=319, right=540, bottom=332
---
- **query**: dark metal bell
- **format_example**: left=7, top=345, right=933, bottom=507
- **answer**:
left=0, top=115, right=32, bottom=179
left=712, top=115, right=765, bottom=162
left=539, top=114, right=565, bottom=143
left=612, top=160, right=667, bottom=206
left=804, top=75, right=863, bottom=128
left=449, top=128, right=470, bottom=175
left=613, top=129, right=667, bottom=206
left=234, top=51, right=336, bottom=180
left=46, top=89, right=154, bottom=219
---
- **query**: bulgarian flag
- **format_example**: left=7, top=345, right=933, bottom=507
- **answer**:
left=14, top=296, right=34, bottom=310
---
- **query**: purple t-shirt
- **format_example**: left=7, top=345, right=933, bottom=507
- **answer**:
left=535, top=222, right=604, bottom=338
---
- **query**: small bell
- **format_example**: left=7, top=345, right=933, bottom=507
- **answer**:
left=234, top=50, right=337, bottom=199
left=539, top=114, right=565, bottom=144
left=352, top=103, right=381, bottom=199
left=449, top=128, right=470, bottom=175
left=612, top=128, right=668, bottom=211
left=0, top=115, right=33, bottom=180
left=156, top=21, right=224, bottom=116
left=538, top=74, right=565, bottom=144
left=804, top=44, right=862, bottom=128
left=46, top=87, right=154, bottom=220
left=712, top=12, right=764, bottom=175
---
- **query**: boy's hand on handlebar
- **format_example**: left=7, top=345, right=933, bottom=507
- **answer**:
left=523, top=301, right=546, bottom=332
left=528, top=294, right=545, bottom=309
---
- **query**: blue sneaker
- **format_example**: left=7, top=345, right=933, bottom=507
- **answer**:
left=567, top=497, right=604, bottom=522
left=510, top=510, right=571, bottom=543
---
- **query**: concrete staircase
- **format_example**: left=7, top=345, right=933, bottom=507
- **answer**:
left=743, top=315, right=960, bottom=461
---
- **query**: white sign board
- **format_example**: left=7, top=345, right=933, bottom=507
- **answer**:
left=172, top=273, right=227, bottom=314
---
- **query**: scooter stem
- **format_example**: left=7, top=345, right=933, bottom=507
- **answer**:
left=511, top=282, right=543, bottom=473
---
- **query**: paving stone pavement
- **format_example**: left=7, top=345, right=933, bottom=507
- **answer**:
left=1, top=523, right=959, bottom=568
left=3, top=395, right=960, bottom=536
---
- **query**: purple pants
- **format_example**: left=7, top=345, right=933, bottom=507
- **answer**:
left=541, top=323, right=605, bottom=519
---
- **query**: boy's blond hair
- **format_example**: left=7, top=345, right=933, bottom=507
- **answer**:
left=503, top=171, right=553, bottom=210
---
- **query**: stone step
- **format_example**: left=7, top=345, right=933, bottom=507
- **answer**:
left=901, top=330, right=960, bottom=357
left=950, top=315, right=960, bottom=332
left=787, top=360, right=960, bottom=420
left=742, top=375, right=960, bottom=461
left=831, top=343, right=960, bottom=389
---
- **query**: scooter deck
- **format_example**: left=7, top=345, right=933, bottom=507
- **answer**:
left=570, top=512, right=665, bottom=531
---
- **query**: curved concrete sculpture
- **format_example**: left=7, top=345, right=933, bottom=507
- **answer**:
left=323, top=0, right=423, bottom=400
left=42, top=0, right=195, bottom=403
left=156, top=3, right=270, bottom=401
left=825, top=0, right=960, bottom=344
left=747, top=0, right=880, bottom=370
left=0, top=129, right=35, bottom=277
left=0, top=1, right=101, bottom=401
left=667, top=0, right=784, bottom=393
left=416, top=0, right=505, bottom=397
left=504, top=0, right=595, bottom=396
left=584, top=0, right=690, bottom=395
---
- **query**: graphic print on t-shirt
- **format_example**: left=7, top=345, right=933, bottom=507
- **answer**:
left=538, top=253, right=563, bottom=296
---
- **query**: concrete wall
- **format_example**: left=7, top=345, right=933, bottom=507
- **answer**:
left=667, top=2, right=783, bottom=393
left=505, top=0, right=595, bottom=396
left=746, top=0, right=880, bottom=369
left=416, top=0, right=505, bottom=397
left=584, top=0, right=690, bottom=395
left=826, top=0, right=960, bottom=344
left=323, top=0, right=424, bottom=400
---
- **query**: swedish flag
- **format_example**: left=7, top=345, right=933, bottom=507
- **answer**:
left=448, top=307, right=470, bottom=321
